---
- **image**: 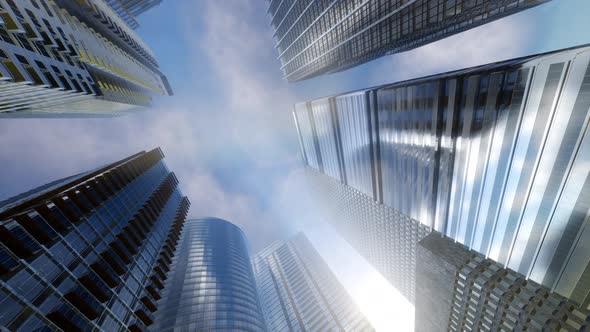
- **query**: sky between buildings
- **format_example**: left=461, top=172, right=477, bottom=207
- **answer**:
left=0, top=0, right=589, bottom=330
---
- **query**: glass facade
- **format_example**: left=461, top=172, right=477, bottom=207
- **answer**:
left=295, top=45, right=590, bottom=307
left=267, top=0, right=549, bottom=81
left=0, top=148, right=190, bottom=331
left=0, top=0, right=172, bottom=117
left=152, top=218, right=267, bottom=332
left=254, top=233, right=374, bottom=331
left=105, top=0, right=163, bottom=29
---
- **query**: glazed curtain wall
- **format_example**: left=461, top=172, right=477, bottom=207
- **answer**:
left=294, top=45, right=590, bottom=305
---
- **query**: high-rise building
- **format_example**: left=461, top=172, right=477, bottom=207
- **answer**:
left=152, top=217, right=267, bottom=332
left=253, top=233, right=374, bottom=332
left=0, top=0, right=172, bottom=117
left=267, top=0, right=550, bottom=81
left=294, top=45, right=590, bottom=310
left=106, top=0, right=163, bottom=29
left=0, top=148, right=190, bottom=331
left=415, top=233, right=590, bottom=331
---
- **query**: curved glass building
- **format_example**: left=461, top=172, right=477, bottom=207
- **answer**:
left=152, top=218, right=266, bottom=331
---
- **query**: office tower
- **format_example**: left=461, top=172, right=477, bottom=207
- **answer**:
left=106, top=0, right=163, bottom=29
left=0, top=0, right=172, bottom=117
left=254, top=233, right=374, bottom=332
left=416, top=233, right=590, bottom=331
left=152, top=218, right=267, bottom=332
left=267, top=0, right=550, bottom=81
left=0, top=148, right=190, bottom=331
left=294, top=45, right=590, bottom=311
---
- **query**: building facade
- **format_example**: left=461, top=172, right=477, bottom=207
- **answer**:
left=0, top=0, right=172, bottom=117
left=294, top=45, right=590, bottom=309
left=106, top=0, right=163, bottom=29
left=415, top=233, right=590, bottom=331
left=253, top=233, right=374, bottom=332
left=152, top=217, right=267, bottom=332
left=267, top=0, right=550, bottom=81
left=0, top=148, right=190, bottom=331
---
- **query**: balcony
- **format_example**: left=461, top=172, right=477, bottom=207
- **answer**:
left=140, top=294, right=157, bottom=312
left=0, top=222, right=41, bottom=260
left=149, top=275, right=164, bottom=290
left=116, top=232, right=138, bottom=255
left=80, top=186, right=102, bottom=207
left=47, top=304, right=91, bottom=331
left=79, top=271, right=111, bottom=303
left=123, top=227, right=142, bottom=247
left=91, top=180, right=110, bottom=201
left=51, top=197, right=82, bottom=224
left=153, top=266, right=166, bottom=280
left=35, top=205, right=70, bottom=233
left=100, top=249, right=127, bottom=276
left=109, top=240, right=132, bottom=264
left=134, top=304, right=155, bottom=326
left=128, top=319, right=148, bottom=332
left=64, top=286, right=101, bottom=320
left=13, top=214, right=57, bottom=246
left=90, top=259, right=120, bottom=288
left=0, top=247, right=19, bottom=276
left=145, top=284, right=161, bottom=301
left=68, top=191, right=93, bottom=215
left=157, top=259, right=170, bottom=273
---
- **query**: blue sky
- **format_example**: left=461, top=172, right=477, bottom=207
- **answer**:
left=0, top=0, right=589, bottom=330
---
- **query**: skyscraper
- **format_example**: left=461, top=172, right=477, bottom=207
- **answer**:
left=267, top=0, right=550, bottom=81
left=0, top=148, right=190, bottom=331
left=416, top=233, right=590, bottom=331
left=152, top=217, right=267, bottom=332
left=254, top=233, right=374, bottom=332
left=106, top=0, right=163, bottom=29
left=294, top=45, right=590, bottom=312
left=0, top=0, right=172, bottom=117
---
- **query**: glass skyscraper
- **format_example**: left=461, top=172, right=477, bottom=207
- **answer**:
left=106, top=0, right=163, bottom=29
left=0, top=148, right=190, bottom=331
left=152, top=217, right=267, bottom=331
left=294, top=45, right=590, bottom=318
left=0, top=0, right=172, bottom=117
left=254, top=233, right=374, bottom=332
left=267, top=0, right=550, bottom=81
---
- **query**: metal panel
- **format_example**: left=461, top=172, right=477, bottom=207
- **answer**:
left=335, top=92, right=373, bottom=197
left=311, top=98, right=342, bottom=181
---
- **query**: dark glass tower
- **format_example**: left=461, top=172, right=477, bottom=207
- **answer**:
left=0, top=148, right=190, bottom=331
left=152, top=218, right=267, bottom=332
left=294, top=45, right=590, bottom=319
left=267, top=0, right=550, bottom=81
left=254, top=233, right=374, bottom=332
left=106, top=0, right=163, bottom=29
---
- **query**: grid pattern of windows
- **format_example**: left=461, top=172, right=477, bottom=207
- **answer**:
left=295, top=45, right=590, bottom=306
left=152, top=218, right=267, bottom=332
left=254, top=233, right=374, bottom=332
left=0, top=148, right=190, bottom=331
left=267, top=0, right=549, bottom=81
left=0, top=0, right=171, bottom=116
left=105, top=0, right=162, bottom=29
left=306, top=169, right=429, bottom=304
left=448, top=247, right=590, bottom=331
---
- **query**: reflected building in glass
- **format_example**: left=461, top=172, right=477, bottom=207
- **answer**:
left=266, top=0, right=550, bottom=81
left=0, top=148, right=190, bottom=331
left=294, top=45, right=590, bottom=320
left=152, top=217, right=267, bottom=332
left=253, top=233, right=374, bottom=332
left=0, top=0, right=172, bottom=117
